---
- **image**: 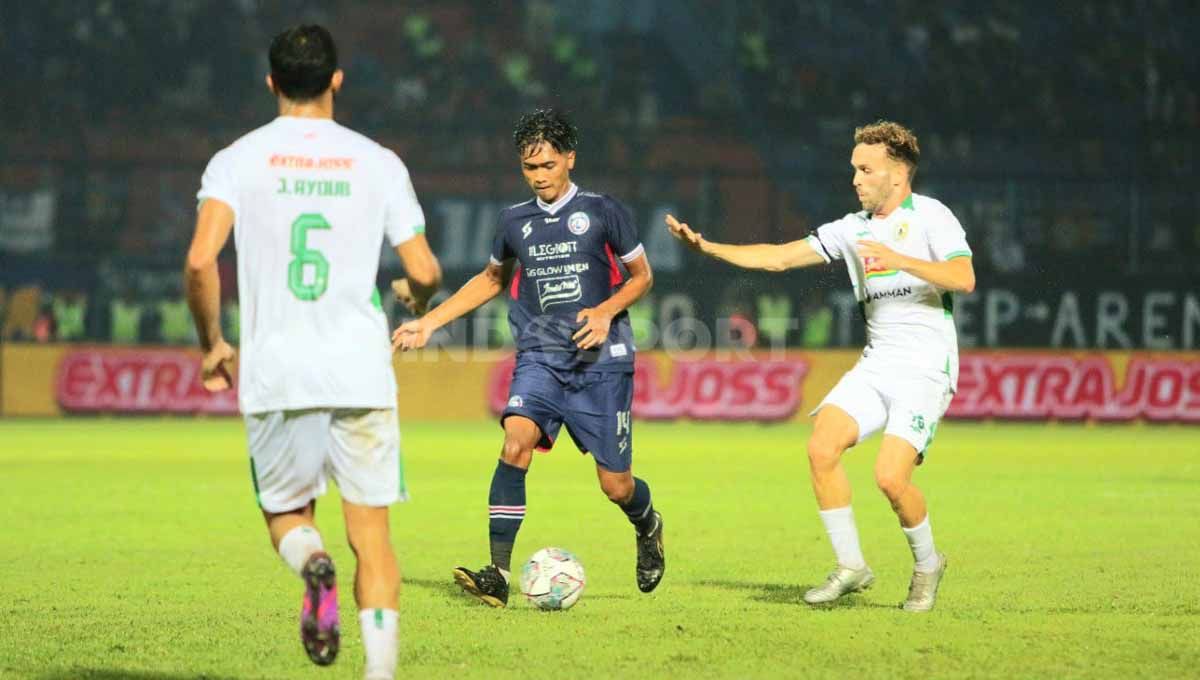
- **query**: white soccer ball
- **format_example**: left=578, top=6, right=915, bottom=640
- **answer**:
left=519, top=547, right=586, bottom=611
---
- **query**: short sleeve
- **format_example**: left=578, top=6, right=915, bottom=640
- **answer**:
left=196, top=148, right=239, bottom=218
left=383, top=152, right=426, bottom=247
left=805, top=216, right=853, bottom=263
left=604, top=198, right=644, bottom=263
left=489, top=215, right=513, bottom=266
left=929, top=205, right=972, bottom=261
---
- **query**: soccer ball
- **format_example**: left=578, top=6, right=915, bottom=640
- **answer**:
left=519, top=547, right=586, bottom=610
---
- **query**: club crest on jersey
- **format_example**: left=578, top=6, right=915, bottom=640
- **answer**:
left=521, top=221, right=533, bottom=239
left=895, top=222, right=909, bottom=241
left=567, top=211, right=591, bottom=235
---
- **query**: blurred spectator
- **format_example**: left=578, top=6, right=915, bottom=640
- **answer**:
left=158, top=296, right=195, bottom=345
left=33, top=299, right=57, bottom=343
left=800, top=292, right=832, bottom=349
left=110, top=289, right=142, bottom=344
left=52, top=291, right=87, bottom=341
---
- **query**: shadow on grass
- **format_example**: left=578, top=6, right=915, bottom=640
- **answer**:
left=404, top=576, right=635, bottom=608
left=699, top=579, right=895, bottom=609
left=402, top=576, right=466, bottom=598
left=38, top=671, right=242, bottom=680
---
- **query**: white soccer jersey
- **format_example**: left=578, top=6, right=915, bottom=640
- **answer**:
left=197, top=116, right=425, bottom=414
left=806, top=193, right=972, bottom=389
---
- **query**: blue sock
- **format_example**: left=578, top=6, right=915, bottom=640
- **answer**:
left=619, top=477, right=655, bottom=533
left=488, top=459, right=527, bottom=573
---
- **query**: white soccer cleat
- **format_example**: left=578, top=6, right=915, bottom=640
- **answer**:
left=901, top=552, right=947, bottom=612
left=803, top=564, right=875, bottom=604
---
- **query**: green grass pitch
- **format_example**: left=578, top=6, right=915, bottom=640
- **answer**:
left=0, top=418, right=1197, bottom=679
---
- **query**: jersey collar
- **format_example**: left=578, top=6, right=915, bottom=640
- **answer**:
left=865, top=192, right=917, bottom=222
left=536, top=183, right=578, bottom=215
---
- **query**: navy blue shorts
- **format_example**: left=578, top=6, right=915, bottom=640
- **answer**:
left=500, top=361, right=634, bottom=472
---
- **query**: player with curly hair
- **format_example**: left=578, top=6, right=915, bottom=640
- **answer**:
left=393, top=108, right=665, bottom=607
left=667, top=121, right=975, bottom=611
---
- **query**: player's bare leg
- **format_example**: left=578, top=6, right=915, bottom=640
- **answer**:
left=804, top=406, right=874, bottom=604
left=499, top=415, right=538, bottom=471
left=453, top=416, right=539, bottom=607
left=807, top=405, right=859, bottom=509
left=343, top=501, right=400, bottom=680
left=874, top=436, right=927, bottom=527
left=265, top=502, right=317, bottom=549
left=875, top=436, right=947, bottom=611
left=597, top=466, right=664, bottom=592
left=265, top=501, right=339, bottom=665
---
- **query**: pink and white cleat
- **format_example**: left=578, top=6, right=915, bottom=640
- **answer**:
left=300, top=551, right=340, bottom=666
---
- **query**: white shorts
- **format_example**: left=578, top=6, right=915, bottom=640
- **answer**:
left=244, top=408, right=406, bottom=513
left=812, top=364, right=953, bottom=456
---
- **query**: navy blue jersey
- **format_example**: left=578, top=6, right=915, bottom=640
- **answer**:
left=490, top=184, right=644, bottom=372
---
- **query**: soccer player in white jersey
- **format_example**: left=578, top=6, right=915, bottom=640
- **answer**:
left=666, top=121, right=974, bottom=611
left=184, top=25, right=441, bottom=678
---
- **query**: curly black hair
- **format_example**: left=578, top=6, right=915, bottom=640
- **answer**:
left=513, top=108, right=579, bottom=157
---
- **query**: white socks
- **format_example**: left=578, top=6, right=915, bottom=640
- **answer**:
left=280, top=528, right=399, bottom=679
left=902, top=515, right=940, bottom=573
left=277, top=525, right=325, bottom=577
left=818, top=506, right=866, bottom=570
left=820, top=507, right=941, bottom=573
left=360, top=608, right=398, bottom=680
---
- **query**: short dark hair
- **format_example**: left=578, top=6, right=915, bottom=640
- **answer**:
left=268, top=25, right=338, bottom=101
left=854, top=120, right=920, bottom=178
left=513, top=109, right=579, bottom=158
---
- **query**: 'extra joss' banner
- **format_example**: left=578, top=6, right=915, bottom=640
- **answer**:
left=486, top=354, right=811, bottom=422
left=950, top=353, right=1200, bottom=422
left=4, top=344, right=1198, bottom=422
left=55, top=348, right=239, bottom=414
left=485, top=351, right=1200, bottom=423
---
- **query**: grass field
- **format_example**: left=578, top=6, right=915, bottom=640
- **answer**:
left=0, top=418, right=1197, bottom=679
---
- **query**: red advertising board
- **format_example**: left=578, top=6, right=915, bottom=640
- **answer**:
left=951, top=353, right=1200, bottom=422
left=488, top=355, right=810, bottom=422
left=55, top=348, right=239, bottom=415
left=4, top=343, right=1196, bottom=423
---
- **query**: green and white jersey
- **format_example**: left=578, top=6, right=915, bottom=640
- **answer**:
left=197, top=116, right=425, bottom=414
left=805, top=193, right=972, bottom=389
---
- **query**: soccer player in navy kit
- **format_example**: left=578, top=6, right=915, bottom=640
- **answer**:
left=393, top=109, right=665, bottom=606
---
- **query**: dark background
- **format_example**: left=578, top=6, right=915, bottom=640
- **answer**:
left=2, top=0, right=1197, bottom=349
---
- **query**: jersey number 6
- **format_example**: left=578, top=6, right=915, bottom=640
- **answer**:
left=288, top=213, right=332, bottom=301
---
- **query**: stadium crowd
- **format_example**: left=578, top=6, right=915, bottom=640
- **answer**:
left=3, top=0, right=1196, bottom=344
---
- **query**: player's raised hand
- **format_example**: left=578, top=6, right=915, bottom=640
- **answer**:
left=392, top=319, right=433, bottom=352
left=855, top=239, right=910, bottom=272
left=391, top=277, right=428, bottom=315
left=573, top=307, right=613, bottom=349
left=666, top=214, right=706, bottom=252
left=200, top=339, right=236, bottom=392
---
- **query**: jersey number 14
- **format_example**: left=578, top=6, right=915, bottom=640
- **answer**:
left=288, top=213, right=331, bottom=301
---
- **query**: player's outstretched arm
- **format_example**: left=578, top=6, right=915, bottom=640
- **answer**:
left=391, top=234, right=443, bottom=315
left=856, top=240, right=976, bottom=293
left=392, top=259, right=513, bottom=351
left=665, top=214, right=825, bottom=272
left=184, top=198, right=236, bottom=391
